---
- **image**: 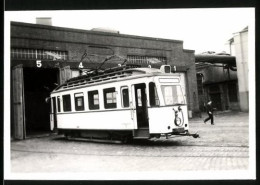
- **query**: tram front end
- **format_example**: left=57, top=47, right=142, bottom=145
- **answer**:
left=148, top=74, right=199, bottom=139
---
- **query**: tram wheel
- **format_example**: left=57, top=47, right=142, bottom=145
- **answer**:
left=122, top=135, right=133, bottom=144
left=64, top=133, right=71, bottom=140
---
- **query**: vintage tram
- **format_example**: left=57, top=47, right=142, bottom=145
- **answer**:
left=49, top=64, right=198, bottom=142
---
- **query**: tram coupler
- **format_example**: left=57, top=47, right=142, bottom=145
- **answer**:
left=185, top=131, right=199, bottom=138
left=175, top=131, right=200, bottom=138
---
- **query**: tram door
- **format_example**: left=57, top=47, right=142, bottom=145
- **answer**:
left=133, top=83, right=149, bottom=128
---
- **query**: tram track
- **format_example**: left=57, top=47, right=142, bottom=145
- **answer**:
left=11, top=148, right=249, bottom=159
left=144, top=139, right=249, bottom=148
left=12, top=139, right=250, bottom=149
left=11, top=144, right=249, bottom=159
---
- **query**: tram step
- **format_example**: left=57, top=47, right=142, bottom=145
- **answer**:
left=67, top=136, right=123, bottom=144
left=133, top=128, right=150, bottom=139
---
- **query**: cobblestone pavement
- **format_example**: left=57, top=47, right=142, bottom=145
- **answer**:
left=9, top=111, right=250, bottom=175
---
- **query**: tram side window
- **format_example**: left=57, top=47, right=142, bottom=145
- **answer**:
left=103, top=88, right=117, bottom=109
left=57, top=96, right=61, bottom=112
left=74, top=93, right=85, bottom=111
left=121, top=87, right=129, bottom=108
left=62, top=94, right=71, bottom=112
left=149, top=82, right=160, bottom=106
left=88, top=90, right=99, bottom=110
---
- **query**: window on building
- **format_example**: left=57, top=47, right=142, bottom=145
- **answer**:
left=104, top=88, right=117, bottom=109
left=71, top=70, right=80, bottom=78
left=228, top=83, right=238, bottom=102
left=57, top=96, right=61, bottom=112
left=88, top=90, right=99, bottom=110
left=149, top=82, right=160, bottom=106
left=209, top=85, right=220, bottom=93
left=11, top=48, right=68, bottom=60
left=127, top=55, right=167, bottom=65
left=62, top=94, right=71, bottom=112
left=74, top=93, right=85, bottom=111
left=121, top=87, right=129, bottom=108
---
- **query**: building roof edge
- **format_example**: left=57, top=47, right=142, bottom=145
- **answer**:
left=11, top=21, right=184, bottom=44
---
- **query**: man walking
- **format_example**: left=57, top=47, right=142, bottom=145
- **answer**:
left=204, top=100, right=214, bottom=125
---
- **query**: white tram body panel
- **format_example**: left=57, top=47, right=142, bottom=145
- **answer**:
left=148, top=105, right=188, bottom=134
left=57, top=110, right=134, bottom=130
left=50, top=65, right=192, bottom=140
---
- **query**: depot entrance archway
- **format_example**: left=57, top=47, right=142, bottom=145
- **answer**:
left=11, top=66, right=59, bottom=139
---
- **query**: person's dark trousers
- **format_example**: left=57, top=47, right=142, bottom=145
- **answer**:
left=204, top=113, right=214, bottom=124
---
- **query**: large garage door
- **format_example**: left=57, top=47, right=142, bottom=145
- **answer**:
left=59, top=66, right=71, bottom=84
left=12, top=65, right=25, bottom=140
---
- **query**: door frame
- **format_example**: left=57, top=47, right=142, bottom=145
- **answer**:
left=131, top=83, right=149, bottom=129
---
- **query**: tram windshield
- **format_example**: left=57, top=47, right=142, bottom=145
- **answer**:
left=161, top=85, right=185, bottom=105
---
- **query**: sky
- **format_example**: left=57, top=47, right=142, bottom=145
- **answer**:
left=5, top=8, right=254, bottom=54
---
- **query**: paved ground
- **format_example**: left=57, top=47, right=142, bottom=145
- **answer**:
left=9, top=111, right=249, bottom=176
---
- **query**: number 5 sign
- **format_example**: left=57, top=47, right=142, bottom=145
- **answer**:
left=36, top=60, right=42, bottom=68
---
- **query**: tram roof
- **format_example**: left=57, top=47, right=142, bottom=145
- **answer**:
left=52, top=66, right=179, bottom=93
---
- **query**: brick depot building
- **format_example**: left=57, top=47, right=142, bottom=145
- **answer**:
left=11, top=21, right=199, bottom=139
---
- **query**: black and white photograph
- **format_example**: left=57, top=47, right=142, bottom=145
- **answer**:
left=4, top=5, right=256, bottom=181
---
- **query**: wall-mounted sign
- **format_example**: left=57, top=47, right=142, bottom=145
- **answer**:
left=36, top=60, right=42, bottom=68
left=78, top=62, right=84, bottom=69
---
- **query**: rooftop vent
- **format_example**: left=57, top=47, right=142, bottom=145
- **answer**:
left=160, top=65, right=172, bottom=73
left=36, top=17, right=52, bottom=26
